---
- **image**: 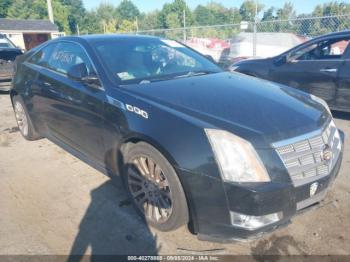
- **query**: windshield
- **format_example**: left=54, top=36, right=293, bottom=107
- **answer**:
left=91, top=37, right=222, bottom=84
left=0, top=38, right=16, bottom=48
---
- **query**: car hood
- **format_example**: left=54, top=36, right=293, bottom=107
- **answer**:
left=0, top=48, right=22, bottom=61
left=122, top=72, right=329, bottom=148
left=235, top=57, right=272, bottom=66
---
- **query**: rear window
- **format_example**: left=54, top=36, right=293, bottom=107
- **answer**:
left=0, top=38, right=16, bottom=48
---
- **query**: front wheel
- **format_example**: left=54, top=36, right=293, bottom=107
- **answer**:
left=123, top=142, right=189, bottom=232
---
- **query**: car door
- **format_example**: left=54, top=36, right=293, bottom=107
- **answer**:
left=36, top=41, right=106, bottom=163
left=335, top=44, right=350, bottom=111
left=271, top=36, right=350, bottom=108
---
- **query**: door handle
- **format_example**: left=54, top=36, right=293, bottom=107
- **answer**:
left=320, top=68, right=337, bottom=73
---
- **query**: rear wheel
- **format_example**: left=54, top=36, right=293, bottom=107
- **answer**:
left=12, top=96, right=41, bottom=141
left=123, top=142, right=189, bottom=231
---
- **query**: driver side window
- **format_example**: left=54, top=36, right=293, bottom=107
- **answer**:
left=47, top=42, right=95, bottom=76
left=291, top=37, right=350, bottom=61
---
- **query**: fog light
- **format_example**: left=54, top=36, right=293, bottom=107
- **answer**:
left=230, top=211, right=282, bottom=230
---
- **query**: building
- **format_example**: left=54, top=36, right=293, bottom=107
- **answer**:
left=0, top=18, right=64, bottom=50
left=229, top=32, right=308, bottom=58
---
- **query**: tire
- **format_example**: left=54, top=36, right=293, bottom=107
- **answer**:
left=122, top=142, right=189, bottom=231
left=12, top=96, right=41, bottom=141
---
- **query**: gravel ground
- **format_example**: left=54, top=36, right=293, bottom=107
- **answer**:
left=0, top=93, right=349, bottom=256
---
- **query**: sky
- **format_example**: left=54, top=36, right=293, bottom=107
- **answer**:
left=82, top=0, right=337, bottom=14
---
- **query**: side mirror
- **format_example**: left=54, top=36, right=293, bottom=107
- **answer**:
left=68, top=63, right=88, bottom=81
left=274, top=55, right=288, bottom=66
left=68, top=63, right=103, bottom=90
left=205, top=54, right=216, bottom=63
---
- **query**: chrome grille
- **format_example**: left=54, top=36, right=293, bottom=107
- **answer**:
left=274, top=121, right=342, bottom=186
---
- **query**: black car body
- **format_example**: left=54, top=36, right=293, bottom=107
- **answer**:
left=0, top=34, right=23, bottom=91
left=231, top=31, right=350, bottom=113
left=11, top=35, right=344, bottom=241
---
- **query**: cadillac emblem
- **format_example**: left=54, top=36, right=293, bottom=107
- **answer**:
left=321, top=145, right=332, bottom=162
left=310, top=182, right=319, bottom=197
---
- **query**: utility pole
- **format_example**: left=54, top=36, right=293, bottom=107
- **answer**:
left=136, top=17, right=139, bottom=34
left=77, top=24, right=80, bottom=36
left=183, top=9, right=186, bottom=42
left=47, top=0, right=54, bottom=23
left=253, top=0, right=258, bottom=57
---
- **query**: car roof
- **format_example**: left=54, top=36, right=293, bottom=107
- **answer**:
left=312, top=30, right=350, bottom=40
left=54, top=34, right=161, bottom=44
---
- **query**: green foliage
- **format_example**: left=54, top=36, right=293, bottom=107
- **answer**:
left=159, top=0, right=193, bottom=28
left=138, top=11, right=162, bottom=31
left=117, top=20, right=137, bottom=33
left=0, top=0, right=12, bottom=18
left=6, top=0, right=70, bottom=33
left=239, top=0, right=264, bottom=21
left=116, top=0, right=140, bottom=21
left=60, top=0, right=86, bottom=34
left=193, top=3, right=240, bottom=26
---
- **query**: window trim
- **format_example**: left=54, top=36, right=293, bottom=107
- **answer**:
left=288, top=36, right=350, bottom=62
left=27, top=39, right=105, bottom=91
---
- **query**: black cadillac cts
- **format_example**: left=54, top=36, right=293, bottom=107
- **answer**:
left=11, top=35, right=344, bottom=241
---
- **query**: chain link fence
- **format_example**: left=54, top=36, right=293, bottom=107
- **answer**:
left=134, top=14, right=350, bottom=68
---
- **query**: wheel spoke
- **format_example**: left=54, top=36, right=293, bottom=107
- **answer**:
left=140, top=157, right=149, bottom=175
left=153, top=203, right=160, bottom=221
left=147, top=201, right=153, bottom=218
left=154, top=165, right=162, bottom=182
left=136, top=194, right=148, bottom=206
left=131, top=187, right=145, bottom=198
left=129, top=167, right=144, bottom=182
left=148, top=158, right=155, bottom=179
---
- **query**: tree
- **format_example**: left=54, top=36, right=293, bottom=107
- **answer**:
left=0, top=0, right=12, bottom=18
left=159, top=0, right=193, bottom=28
left=95, top=2, right=118, bottom=33
left=262, top=7, right=275, bottom=21
left=239, top=0, right=264, bottom=21
left=60, top=0, right=86, bottom=34
left=6, top=0, right=70, bottom=33
left=193, top=5, right=214, bottom=26
left=52, top=0, right=70, bottom=33
left=80, top=11, right=102, bottom=34
left=117, top=19, right=137, bottom=33
left=276, top=2, right=296, bottom=20
left=116, top=0, right=140, bottom=21
left=193, top=2, right=238, bottom=26
left=138, top=11, right=162, bottom=31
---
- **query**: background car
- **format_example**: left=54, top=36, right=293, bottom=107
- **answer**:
left=231, top=30, right=350, bottom=113
left=0, top=34, right=23, bottom=92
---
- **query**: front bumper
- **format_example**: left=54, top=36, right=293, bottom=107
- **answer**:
left=178, top=130, right=344, bottom=242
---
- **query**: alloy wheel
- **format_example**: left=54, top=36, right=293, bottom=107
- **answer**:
left=127, top=156, right=173, bottom=223
left=14, top=101, right=28, bottom=137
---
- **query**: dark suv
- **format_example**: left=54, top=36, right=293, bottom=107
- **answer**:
left=10, top=35, right=344, bottom=241
left=0, top=34, right=23, bottom=91
left=231, top=31, right=350, bottom=112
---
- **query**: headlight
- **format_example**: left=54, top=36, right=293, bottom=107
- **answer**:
left=205, top=129, right=270, bottom=183
left=230, top=211, right=282, bottom=230
left=310, top=94, right=332, bottom=116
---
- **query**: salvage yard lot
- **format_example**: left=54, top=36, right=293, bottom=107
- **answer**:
left=0, top=93, right=349, bottom=256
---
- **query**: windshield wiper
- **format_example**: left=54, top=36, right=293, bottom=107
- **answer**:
left=137, top=70, right=217, bottom=84
left=173, top=70, right=215, bottom=79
